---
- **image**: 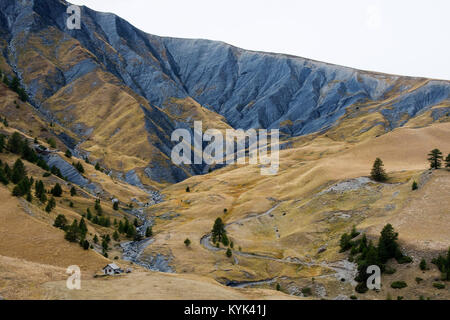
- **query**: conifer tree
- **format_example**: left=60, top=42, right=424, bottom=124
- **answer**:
left=370, top=158, right=388, bottom=182
left=51, top=183, right=63, bottom=197
left=212, top=218, right=227, bottom=244
left=378, top=224, right=399, bottom=263
left=145, top=226, right=153, bottom=237
left=11, top=159, right=26, bottom=184
left=54, top=214, right=68, bottom=230
left=428, top=149, right=443, bottom=169
left=7, top=132, right=23, bottom=154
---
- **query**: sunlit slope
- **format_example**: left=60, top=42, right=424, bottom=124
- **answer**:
left=0, top=184, right=108, bottom=270
left=42, top=269, right=298, bottom=300
left=144, top=122, right=450, bottom=284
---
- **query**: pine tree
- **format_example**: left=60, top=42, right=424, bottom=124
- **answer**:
left=82, top=239, right=90, bottom=250
left=0, top=167, right=9, bottom=185
left=226, top=248, right=232, bottom=258
left=370, top=158, right=388, bottom=182
left=184, top=238, right=191, bottom=247
left=113, top=201, right=119, bottom=211
left=79, top=218, right=88, bottom=237
left=51, top=183, right=63, bottom=197
left=86, top=208, right=92, bottom=220
left=445, top=153, right=450, bottom=168
left=0, top=134, right=5, bottom=153
left=339, top=233, right=352, bottom=252
left=73, top=161, right=85, bottom=173
left=93, top=234, right=99, bottom=244
left=7, top=132, right=23, bottom=154
left=420, top=259, right=427, bottom=271
left=64, top=219, right=79, bottom=242
left=11, top=159, right=26, bottom=184
left=145, top=226, right=153, bottom=237
left=54, top=214, right=68, bottom=230
left=65, top=149, right=72, bottom=158
left=45, top=197, right=56, bottom=213
left=412, top=181, right=418, bottom=190
left=211, top=218, right=226, bottom=244
left=113, top=230, right=120, bottom=242
left=428, top=149, right=443, bottom=169
left=118, top=220, right=124, bottom=234
left=126, top=223, right=136, bottom=239
left=9, top=77, right=20, bottom=93
left=378, top=224, right=399, bottom=263
left=94, top=198, right=102, bottom=215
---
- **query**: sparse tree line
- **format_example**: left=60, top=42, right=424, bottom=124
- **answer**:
left=370, top=149, right=450, bottom=188
left=0, top=131, right=155, bottom=257
left=340, top=224, right=412, bottom=293
left=0, top=69, right=28, bottom=102
left=340, top=224, right=449, bottom=294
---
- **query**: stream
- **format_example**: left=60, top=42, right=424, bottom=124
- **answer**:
left=120, top=193, right=174, bottom=273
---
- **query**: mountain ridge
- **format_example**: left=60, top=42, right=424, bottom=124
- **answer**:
left=0, top=0, right=449, bottom=185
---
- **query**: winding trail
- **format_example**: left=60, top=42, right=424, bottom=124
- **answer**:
left=200, top=203, right=358, bottom=288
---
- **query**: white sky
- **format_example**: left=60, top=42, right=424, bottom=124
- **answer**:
left=71, top=0, right=450, bottom=80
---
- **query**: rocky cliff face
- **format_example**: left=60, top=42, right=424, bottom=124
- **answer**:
left=0, top=0, right=449, bottom=185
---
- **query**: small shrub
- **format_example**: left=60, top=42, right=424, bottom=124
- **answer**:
left=355, top=282, right=368, bottom=293
left=391, top=281, right=407, bottom=289
left=396, top=255, right=413, bottom=264
left=433, top=282, right=445, bottom=290
left=419, top=259, right=427, bottom=271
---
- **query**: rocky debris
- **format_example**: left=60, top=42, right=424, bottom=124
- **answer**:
left=318, top=177, right=372, bottom=195
left=385, top=204, right=396, bottom=211
left=120, top=237, right=174, bottom=273
left=226, top=278, right=277, bottom=288
left=42, top=154, right=99, bottom=193
left=287, top=284, right=302, bottom=296
left=314, top=284, right=327, bottom=298
left=139, top=253, right=174, bottom=273
left=317, top=245, right=328, bottom=254
left=322, top=260, right=358, bottom=286
left=121, top=239, right=153, bottom=265
left=418, top=170, right=434, bottom=188
left=333, top=294, right=350, bottom=300
left=325, top=211, right=353, bottom=222
left=157, top=211, right=181, bottom=221
left=124, top=170, right=144, bottom=189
